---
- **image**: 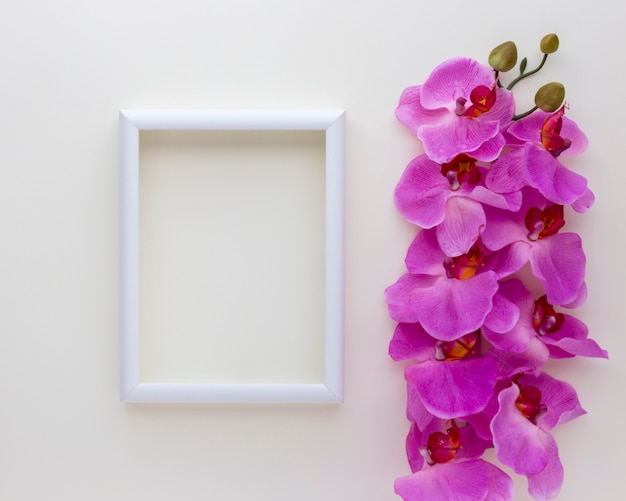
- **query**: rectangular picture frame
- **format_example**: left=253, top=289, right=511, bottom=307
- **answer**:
left=119, top=109, right=345, bottom=403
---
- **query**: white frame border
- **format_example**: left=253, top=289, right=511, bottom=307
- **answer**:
left=119, top=109, right=345, bottom=403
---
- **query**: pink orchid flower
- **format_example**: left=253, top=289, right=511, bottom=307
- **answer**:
left=483, top=279, right=607, bottom=359
left=396, top=57, right=515, bottom=164
left=395, top=419, right=514, bottom=501
left=395, top=153, right=521, bottom=256
left=390, top=323, right=497, bottom=419
left=486, top=106, right=592, bottom=209
left=481, top=188, right=585, bottom=306
left=532, top=294, right=608, bottom=359
left=491, top=373, right=585, bottom=500
left=385, top=228, right=527, bottom=340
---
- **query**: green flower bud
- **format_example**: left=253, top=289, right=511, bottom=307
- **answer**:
left=488, top=41, right=518, bottom=72
left=540, top=34, right=559, bottom=54
left=534, top=82, right=565, bottom=112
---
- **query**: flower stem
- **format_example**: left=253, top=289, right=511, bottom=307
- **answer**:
left=506, top=54, right=549, bottom=90
left=513, top=106, right=538, bottom=120
left=495, top=71, right=504, bottom=88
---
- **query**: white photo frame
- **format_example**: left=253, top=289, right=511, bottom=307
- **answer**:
left=119, top=109, right=345, bottom=403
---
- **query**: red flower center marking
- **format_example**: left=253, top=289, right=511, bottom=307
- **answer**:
left=512, top=376, right=547, bottom=423
left=540, top=105, right=572, bottom=157
left=444, top=240, right=485, bottom=280
left=515, top=384, right=544, bottom=421
left=437, top=330, right=480, bottom=361
left=441, top=154, right=481, bottom=191
left=533, top=295, right=564, bottom=335
left=525, top=204, right=565, bottom=241
left=461, top=84, right=497, bottom=118
left=426, top=421, right=461, bottom=464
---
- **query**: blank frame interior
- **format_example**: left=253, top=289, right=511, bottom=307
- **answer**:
left=119, top=109, right=345, bottom=403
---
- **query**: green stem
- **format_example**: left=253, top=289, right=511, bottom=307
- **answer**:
left=494, top=71, right=503, bottom=88
left=513, top=106, right=538, bottom=120
left=506, top=54, right=548, bottom=90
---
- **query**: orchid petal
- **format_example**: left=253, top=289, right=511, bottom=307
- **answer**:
left=524, top=144, right=588, bottom=205
left=385, top=274, right=423, bottom=323
left=405, top=228, right=447, bottom=275
left=395, top=460, right=490, bottom=501
left=420, top=57, right=495, bottom=108
left=405, top=422, right=426, bottom=473
left=463, top=412, right=494, bottom=441
left=486, top=147, right=528, bottom=194
left=394, top=154, right=450, bottom=228
left=410, top=271, right=499, bottom=341
left=456, top=423, right=493, bottom=461
left=470, top=184, right=522, bottom=211
left=482, top=279, right=535, bottom=352
left=561, top=281, right=587, bottom=308
left=527, top=433, right=564, bottom=501
left=492, top=385, right=549, bottom=475
left=483, top=461, right=515, bottom=501
left=406, top=382, right=436, bottom=430
left=395, top=85, right=448, bottom=134
left=483, top=241, right=532, bottom=279
left=419, top=117, right=500, bottom=164
left=571, top=187, right=595, bottom=213
left=487, top=337, right=549, bottom=379
left=544, top=336, right=608, bottom=359
left=529, top=234, right=585, bottom=306
left=389, top=322, right=435, bottom=362
left=406, top=357, right=497, bottom=418
left=481, top=205, right=528, bottom=251
left=465, top=133, right=506, bottom=163
left=483, top=286, right=521, bottom=334
left=437, top=196, right=486, bottom=256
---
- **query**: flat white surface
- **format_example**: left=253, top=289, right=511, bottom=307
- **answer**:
left=138, top=130, right=326, bottom=386
left=0, top=1, right=623, bottom=499
left=120, top=111, right=344, bottom=403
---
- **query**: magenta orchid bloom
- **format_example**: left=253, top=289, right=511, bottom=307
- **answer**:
left=486, top=106, right=591, bottom=208
left=395, top=153, right=521, bottom=256
left=481, top=188, right=585, bottom=306
left=396, top=57, right=515, bottom=164
left=491, top=373, right=585, bottom=500
left=390, top=323, right=497, bottom=419
left=405, top=419, right=491, bottom=471
left=395, top=419, right=514, bottom=501
left=385, top=230, right=498, bottom=339
left=532, top=294, right=608, bottom=359
left=385, top=227, right=529, bottom=340
left=483, top=279, right=607, bottom=359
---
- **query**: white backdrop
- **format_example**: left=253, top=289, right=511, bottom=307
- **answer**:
left=0, top=1, right=623, bottom=499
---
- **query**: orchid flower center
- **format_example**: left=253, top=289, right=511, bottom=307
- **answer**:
left=533, top=295, right=564, bottom=335
left=443, top=240, right=484, bottom=280
left=435, top=330, right=480, bottom=361
left=525, top=204, right=565, bottom=241
left=441, top=154, right=481, bottom=191
left=455, top=84, right=497, bottom=118
left=540, top=105, right=572, bottom=157
left=424, top=421, right=461, bottom=464
left=512, top=375, right=547, bottom=423
left=455, top=97, right=467, bottom=116
left=514, top=384, right=546, bottom=422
